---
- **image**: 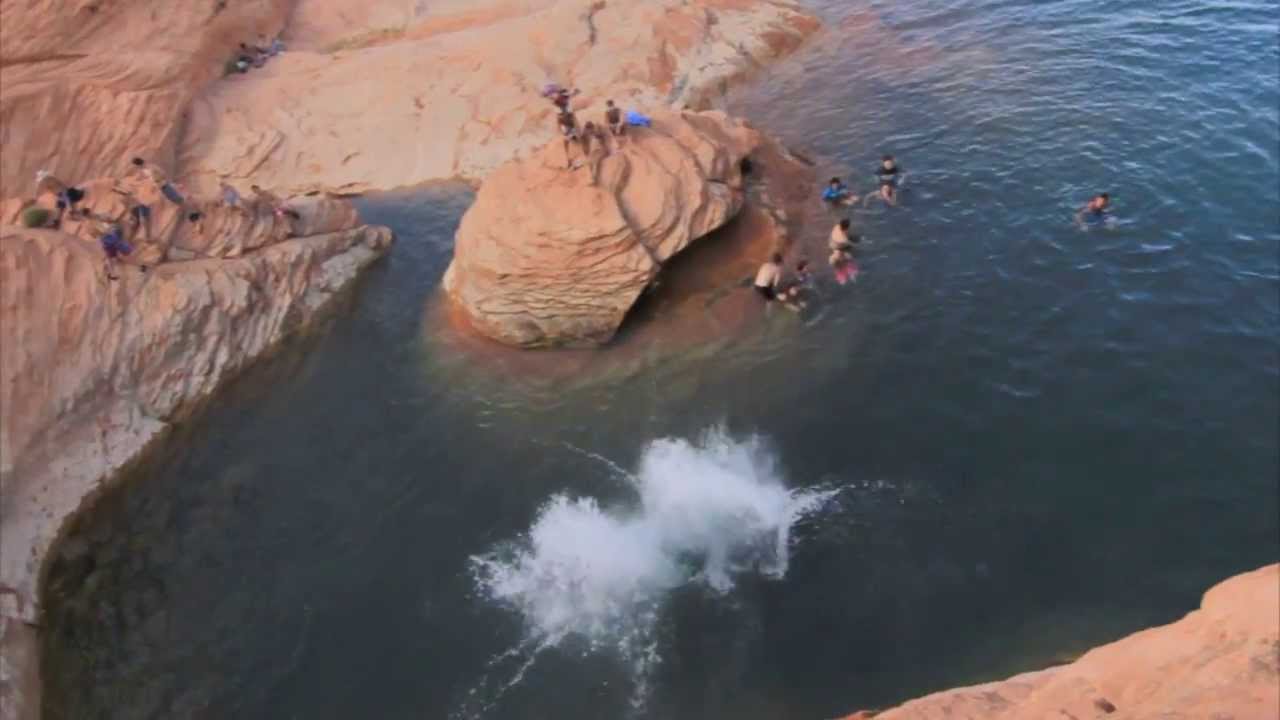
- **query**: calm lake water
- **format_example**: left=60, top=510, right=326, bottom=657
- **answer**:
left=41, top=1, right=1279, bottom=718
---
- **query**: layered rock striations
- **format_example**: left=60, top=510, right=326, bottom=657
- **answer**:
left=443, top=109, right=795, bottom=348
left=841, top=564, right=1280, bottom=720
left=0, top=196, right=392, bottom=617
left=0, top=0, right=295, bottom=200
left=178, top=0, right=820, bottom=194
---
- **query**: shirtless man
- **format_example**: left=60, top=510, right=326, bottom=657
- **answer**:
left=558, top=110, right=581, bottom=169
left=754, top=253, right=784, bottom=301
left=579, top=121, right=607, bottom=184
left=830, top=218, right=857, bottom=253
left=605, top=100, right=625, bottom=150
left=130, top=158, right=187, bottom=207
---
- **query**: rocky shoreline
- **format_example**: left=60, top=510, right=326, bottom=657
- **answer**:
left=3, top=2, right=1275, bottom=720
left=0, top=1, right=822, bottom=716
left=838, top=564, right=1279, bottom=720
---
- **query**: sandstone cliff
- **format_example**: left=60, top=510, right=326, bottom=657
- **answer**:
left=0, top=0, right=294, bottom=200
left=177, top=0, right=820, bottom=194
left=841, top=564, right=1280, bottom=720
left=443, top=109, right=804, bottom=348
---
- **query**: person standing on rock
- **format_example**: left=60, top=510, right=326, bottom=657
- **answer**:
left=551, top=86, right=579, bottom=113
left=579, top=121, right=608, bottom=184
left=130, top=158, right=187, bottom=208
left=605, top=100, right=625, bottom=150
left=754, top=253, right=784, bottom=301
left=558, top=110, right=581, bottom=169
left=112, top=187, right=153, bottom=246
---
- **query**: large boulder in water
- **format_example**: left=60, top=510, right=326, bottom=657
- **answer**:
left=443, top=110, right=766, bottom=348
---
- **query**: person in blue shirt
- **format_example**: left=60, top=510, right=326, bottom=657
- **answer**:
left=822, top=177, right=857, bottom=206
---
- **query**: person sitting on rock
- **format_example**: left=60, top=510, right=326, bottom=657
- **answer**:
left=605, top=100, right=625, bottom=148
left=822, top=176, right=856, bottom=206
left=130, top=158, right=187, bottom=208
left=35, top=170, right=86, bottom=226
left=558, top=110, right=581, bottom=169
left=754, top=253, right=784, bottom=301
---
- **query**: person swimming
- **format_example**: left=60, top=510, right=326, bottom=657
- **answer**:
left=778, top=260, right=813, bottom=311
left=867, top=155, right=902, bottom=206
left=822, top=177, right=856, bottom=206
left=830, top=218, right=856, bottom=253
left=1075, top=192, right=1111, bottom=227
left=829, top=231, right=862, bottom=285
left=754, top=253, right=784, bottom=301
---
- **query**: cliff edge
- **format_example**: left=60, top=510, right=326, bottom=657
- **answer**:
left=841, top=564, right=1280, bottom=720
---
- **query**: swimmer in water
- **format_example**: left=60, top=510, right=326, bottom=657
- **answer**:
left=1075, top=192, right=1111, bottom=227
left=778, top=260, right=813, bottom=311
left=865, top=155, right=902, bottom=206
left=829, top=233, right=861, bottom=284
left=830, top=218, right=856, bottom=253
left=822, top=177, right=857, bottom=206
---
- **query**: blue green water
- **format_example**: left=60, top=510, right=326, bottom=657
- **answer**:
left=41, top=1, right=1278, bottom=719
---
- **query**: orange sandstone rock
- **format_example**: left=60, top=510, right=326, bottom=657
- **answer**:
left=443, top=109, right=769, bottom=347
left=178, top=0, right=819, bottom=194
left=839, top=564, right=1280, bottom=720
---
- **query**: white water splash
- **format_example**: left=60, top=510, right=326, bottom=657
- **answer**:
left=466, top=428, right=832, bottom=713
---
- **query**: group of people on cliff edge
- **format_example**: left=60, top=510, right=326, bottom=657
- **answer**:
left=544, top=85, right=639, bottom=182
left=22, top=159, right=302, bottom=282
